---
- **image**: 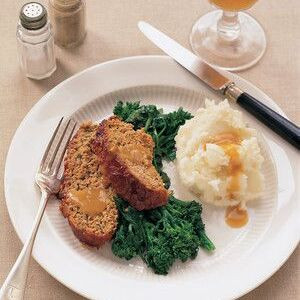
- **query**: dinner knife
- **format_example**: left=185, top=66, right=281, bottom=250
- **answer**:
left=138, top=21, right=300, bottom=150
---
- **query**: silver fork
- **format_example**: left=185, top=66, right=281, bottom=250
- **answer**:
left=0, top=118, right=77, bottom=300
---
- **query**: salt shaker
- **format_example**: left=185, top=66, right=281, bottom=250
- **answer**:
left=49, top=0, right=86, bottom=48
left=17, top=2, right=56, bottom=79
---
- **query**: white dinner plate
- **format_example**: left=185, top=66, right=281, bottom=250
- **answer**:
left=4, top=56, right=299, bottom=300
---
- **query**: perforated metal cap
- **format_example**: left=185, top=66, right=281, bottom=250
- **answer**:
left=19, top=2, right=47, bottom=30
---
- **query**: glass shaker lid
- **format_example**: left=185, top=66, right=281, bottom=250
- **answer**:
left=20, top=2, right=47, bottom=30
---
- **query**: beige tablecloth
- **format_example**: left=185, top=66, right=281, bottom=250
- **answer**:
left=0, top=0, right=299, bottom=299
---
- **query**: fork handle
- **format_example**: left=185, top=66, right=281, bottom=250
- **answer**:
left=0, top=191, right=50, bottom=300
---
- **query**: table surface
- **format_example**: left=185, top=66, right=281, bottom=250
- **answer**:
left=0, top=0, right=299, bottom=299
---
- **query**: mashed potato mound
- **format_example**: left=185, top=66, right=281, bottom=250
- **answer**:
left=175, top=99, right=264, bottom=208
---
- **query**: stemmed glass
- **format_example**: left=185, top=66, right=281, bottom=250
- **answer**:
left=190, top=0, right=266, bottom=71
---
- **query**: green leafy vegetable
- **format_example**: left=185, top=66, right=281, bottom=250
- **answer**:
left=112, top=196, right=215, bottom=275
left=113, top=101, right=192, bottom=188
left=112, top=101, right=214, bottom=275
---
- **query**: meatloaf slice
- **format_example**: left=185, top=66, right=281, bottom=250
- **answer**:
left=93, top=116, right=168, bottom=210
left=58, top=122, right=118, bottom=248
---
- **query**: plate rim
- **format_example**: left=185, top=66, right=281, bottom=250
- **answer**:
left=4, top=55, right=299, bottom=300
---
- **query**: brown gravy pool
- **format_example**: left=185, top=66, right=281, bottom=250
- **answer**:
left=70, top=188, right=107, bottom=216
left=225, top=205, right=249, bottom=228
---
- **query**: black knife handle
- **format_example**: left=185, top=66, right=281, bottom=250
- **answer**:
left=236, top=92, right=300, bottom=150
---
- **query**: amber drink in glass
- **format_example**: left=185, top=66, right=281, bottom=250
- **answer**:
left=190, top=0, right=266, bottom=71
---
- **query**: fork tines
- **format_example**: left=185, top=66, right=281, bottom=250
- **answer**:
left=39, top=118, right=77, bottom=176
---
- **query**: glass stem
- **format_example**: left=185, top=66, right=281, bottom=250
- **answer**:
left=217, top=11, right=240, bottom=42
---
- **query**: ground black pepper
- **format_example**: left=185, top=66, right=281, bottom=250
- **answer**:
left=49, top=0, right=86, bottom=48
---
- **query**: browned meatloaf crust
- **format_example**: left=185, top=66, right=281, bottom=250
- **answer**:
left=93, top=116, right=168, bottom=211
left=58, top=122, right=118, bottom=248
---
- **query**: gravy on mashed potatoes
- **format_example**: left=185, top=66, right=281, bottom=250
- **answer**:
left=175, top=100, right=264, bottom=227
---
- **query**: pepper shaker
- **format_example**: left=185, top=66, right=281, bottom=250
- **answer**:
left=49, top=0, right=86, bottom=48
left=17, top=2, right=56, bottom=79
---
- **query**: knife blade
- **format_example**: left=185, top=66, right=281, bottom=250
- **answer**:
left=138, top=21, right=231, bottom=92
left=138, top=21, right=300, bottom=149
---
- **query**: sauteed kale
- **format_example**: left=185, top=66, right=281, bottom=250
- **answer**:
left=112, top=101, right=214, bottom=275
left=113, top=101, right=192, bottom=188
